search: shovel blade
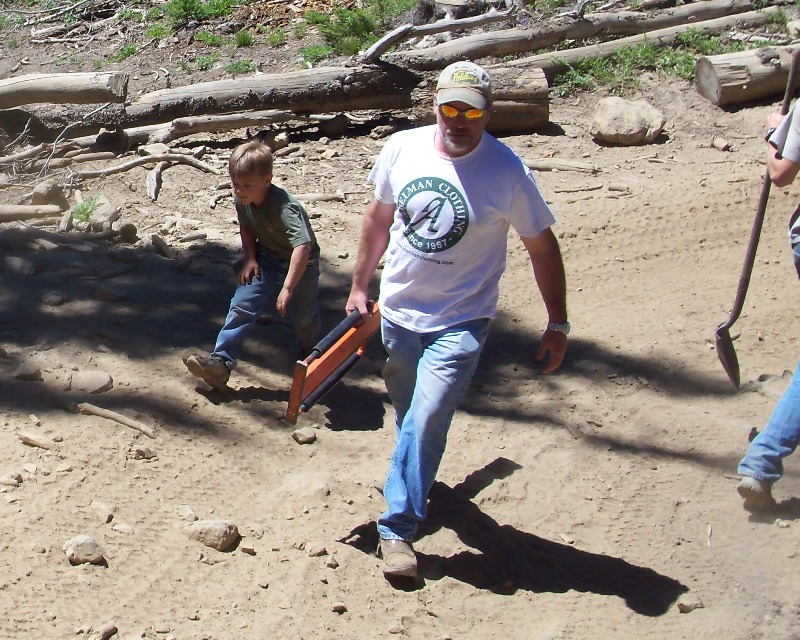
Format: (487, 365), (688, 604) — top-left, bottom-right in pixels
(715, 326), (740, 389)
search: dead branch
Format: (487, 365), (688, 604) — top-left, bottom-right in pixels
(68, 153), (221, 181)
(0, 204), (64, 221)
(524, 158), (600, 173)
(363, 6), (516, 62)
(0, 72), (128, 109)
(78, 402), (156, 439)
(146, 161), (169, 201)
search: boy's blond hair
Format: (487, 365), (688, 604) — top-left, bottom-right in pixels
(229, 141), (274, 178)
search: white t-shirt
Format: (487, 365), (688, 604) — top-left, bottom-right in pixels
(369, 125), (556, 332)
(769, 104), (800, 242)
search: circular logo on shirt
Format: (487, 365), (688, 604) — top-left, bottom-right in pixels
(397, 177), (469, 254)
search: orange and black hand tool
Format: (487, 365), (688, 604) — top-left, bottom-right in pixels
(285, 302), (381, 424)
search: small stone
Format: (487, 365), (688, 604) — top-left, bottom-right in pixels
(307, 544), (327, 557)
(23, 463), (37, 475)
(176, 505), (198, 522)
(91, 500), (114, 524)
(337, 251), (349, 259)
(111, 522), (135, 534)
(292, 426), (316, 445)
(18, 431), (58, 451)
(132, 446), (155, 460)
(41, 292), (68, 307)
(711, 136), (730, 151)
(63, 534), (105, 565)
(257, 578), (269, 589)
(31, 544), (46, 554)
(677, 597), (705, 614)
(12, 360), (42, 382)
(70, 370), (113, 394)
(331, 602), (347, 614)
(184, 520), (240, 551)
(325, 556), (339, 569)
(240, 545), (256, 556)
(388, 625), (405, 634)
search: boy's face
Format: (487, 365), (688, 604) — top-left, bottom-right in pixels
(231, 171), (272, 206)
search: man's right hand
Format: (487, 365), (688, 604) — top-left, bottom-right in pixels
(346, 290), (370, 317)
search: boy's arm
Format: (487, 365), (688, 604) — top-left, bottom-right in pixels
(238, 223), (260, 285)
(276, 242), (312, 317)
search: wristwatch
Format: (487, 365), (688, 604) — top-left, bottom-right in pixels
(765, 127), (777, 141)
(547, 321), (570, 335)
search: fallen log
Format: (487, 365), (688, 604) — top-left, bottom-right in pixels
(498, 6), (783, 80)
(125, 66), (421, 125)
(695, 44), (798, 105)
(0, 71), (128, 109)
(385, 0), (771, 69)
(0, 204), (64, 221)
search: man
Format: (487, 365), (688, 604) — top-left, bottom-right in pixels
(345, 61), (569, 579)
(737, 105), (800, 510)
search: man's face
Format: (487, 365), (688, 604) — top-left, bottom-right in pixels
(231, 171), (272, 206)
(434, 99), (489, 158)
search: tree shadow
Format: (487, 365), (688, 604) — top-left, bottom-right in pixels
(340, 458), (687, 614)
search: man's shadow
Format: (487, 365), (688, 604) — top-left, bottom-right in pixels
(341, 458), (687, 616)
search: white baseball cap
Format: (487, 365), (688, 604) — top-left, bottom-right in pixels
(435, 61), (492, 109)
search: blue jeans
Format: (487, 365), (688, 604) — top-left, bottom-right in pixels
(211, 248), (321, 366)
(738, 361), (800, 483)
(378, 316), (490, 542)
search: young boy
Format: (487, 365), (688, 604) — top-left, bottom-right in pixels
(184, 140), (321, 391)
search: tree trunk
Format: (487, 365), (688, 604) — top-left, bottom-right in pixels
(384, 0), (769, 69)
(0, 72), (128, 109)
(498, 7), (783, 80)
(125, 66), (421, 125)
(695, 45), (798, 106)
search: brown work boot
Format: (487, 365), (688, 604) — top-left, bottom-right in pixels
(184, 354), (231, 391)
(378, 538), (417, 579)
(737, 476), (776, 511)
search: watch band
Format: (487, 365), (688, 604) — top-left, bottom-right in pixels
(547, 321), (570, 335)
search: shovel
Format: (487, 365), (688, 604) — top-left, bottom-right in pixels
(715, 48), (800, 389)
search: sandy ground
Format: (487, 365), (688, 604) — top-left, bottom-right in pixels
(1, 65), (800, 639)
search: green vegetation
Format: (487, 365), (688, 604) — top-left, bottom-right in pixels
(163, 0), (236, 28)
(302, 0), (417, 62)
(267, 27), (287, 46)
(197, 53), (219, 69)
(292, 22), (307, 38)
(0, 15), (8, 29)
(225, 59), (253, 75)
(146, 22), (170, 39)
(551, 29), (746, 96)
(113, 43), (138, 61)
(72, 196), (100, 223)
(234, 29), (252, 47)
(92, 59), (103, 69)
(300, 44), (334, 66)
(195, 29), (223, 46)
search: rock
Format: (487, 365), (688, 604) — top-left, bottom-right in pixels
(240, 545), (256, 556)
(70, 370), (113, 394)
(112, 220), (139, 244)
(677, 597), (705, 613)
(331, 602), (347, 614)
(12, 360), (42, 381)
(320, 148), (340, 160)
(0, 473), (22, 487)
(91, 500), (114, 524)
(257, 577), (269, 589)
(111, 522), (135, 534)
(0, 347), (9, 359)
(3, 255), (37, 275)
(23, 463), (37, 475)
(95, 621), (118, 640)
(184, 520), (240, 551)
(29, 179), (69, 209)
(131, 446), (155, 460)
(41, 291), (69, 307)
(590, 97), (666, 145)
(325, 556), (339, 569)
(17, 431), (58, 450)
(788, 19), (800, 37)
(307, 544), (327, 557)
(63, 534), (106, 565)
(711, 136), (730, 151)
(292, 426), (317, 445)
(31, 544), (46, 554)
(94, 284), (127, 302)
(176, 505), (198, 522)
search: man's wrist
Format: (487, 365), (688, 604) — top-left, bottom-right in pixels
(547, 321), (570, 335)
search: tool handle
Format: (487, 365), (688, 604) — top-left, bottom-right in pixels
(720, 48), (800, 331)
(308, 304), (371, 359)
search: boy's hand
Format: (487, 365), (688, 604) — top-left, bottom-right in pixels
(238, 259), (260, 285)
(276, 286), (292, 317)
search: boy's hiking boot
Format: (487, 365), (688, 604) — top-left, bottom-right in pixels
(184, 354), (230, 391)
(737, 475), (776, 511)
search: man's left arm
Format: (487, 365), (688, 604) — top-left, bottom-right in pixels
(521, 228), (568, 373)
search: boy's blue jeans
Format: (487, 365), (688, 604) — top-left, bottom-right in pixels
(377, 316), (490, 542)
(211, 248), (321, 366)
(738, 361), (800, 483)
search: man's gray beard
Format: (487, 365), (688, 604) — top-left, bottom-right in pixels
(441, 132), (475, 156)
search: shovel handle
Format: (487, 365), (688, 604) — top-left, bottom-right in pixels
(718, 48), (800, 332)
